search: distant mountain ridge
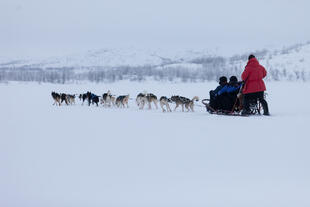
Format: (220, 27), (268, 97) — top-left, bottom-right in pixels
(0, 48), (212, 69)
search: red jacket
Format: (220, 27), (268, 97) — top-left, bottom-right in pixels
(241, 58), (267, 94)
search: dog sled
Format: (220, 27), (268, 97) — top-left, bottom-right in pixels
(201, 97), (263, 116)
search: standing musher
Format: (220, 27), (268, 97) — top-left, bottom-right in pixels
(241, 54), (270, 115)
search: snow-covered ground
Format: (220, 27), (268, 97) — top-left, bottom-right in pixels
(1, 81), (310, 207)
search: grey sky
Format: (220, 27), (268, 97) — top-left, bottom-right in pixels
(1, 0), (309, 58)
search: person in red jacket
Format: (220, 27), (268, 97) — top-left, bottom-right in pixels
(241, 54), (269, 115)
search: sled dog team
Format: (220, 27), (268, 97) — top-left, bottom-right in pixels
(51, 91), (199, 112)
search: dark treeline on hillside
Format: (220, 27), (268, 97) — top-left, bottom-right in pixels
(0, 63), (307, 84)
(0, 64), (232, 83)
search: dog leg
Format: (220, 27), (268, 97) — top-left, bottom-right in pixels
(136, 98), (140, 107)
(154, 100), (158, 109)
(174, 103), (179, 111)
(166, 103), (172, 112)
(160, 101), (165, 112)
(184, 104), (189, 112)
(142, 101), (145, 109)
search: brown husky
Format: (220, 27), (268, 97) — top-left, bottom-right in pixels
(116, 95), (129, 108)
(170, 95), (199, 112)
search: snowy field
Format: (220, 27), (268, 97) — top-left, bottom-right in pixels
(0, 81), (310, 207)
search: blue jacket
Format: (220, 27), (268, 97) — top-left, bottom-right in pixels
(91, 94), (98, 99)
(210, 85), (224, 96)
(217, 84), (241, 96)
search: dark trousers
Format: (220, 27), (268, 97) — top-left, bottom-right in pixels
(209, 91), (238, 111)
(243, 91), (269, 115)
(209, 90), (216, 109)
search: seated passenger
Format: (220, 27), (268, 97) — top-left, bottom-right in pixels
(209, 76), (227, 110)
(217, 76), (241, 96)
(213, 76), (242, 112)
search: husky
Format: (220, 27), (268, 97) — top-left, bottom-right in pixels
(146, 93), (158, 109)
(86, 91), (100, 106)
(60, 93), (69, 105)
(101, 90), (113, 107)
(67, 94), (76, 105)
(136, 93), (158, 109)
(136, 93), (146, 108)
(79, 93), (88, 105)
(171, 95), (199, 112)
(51, 92), (61, 106)
(116, 95), (129, 108)
(185, 96), (199, 112)
(159, 96), (172, 112)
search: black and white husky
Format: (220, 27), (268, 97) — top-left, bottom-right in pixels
(101, 90), (115, 107)
(159, 96), (172, 112)
(79, 93), (88, 105)
(51, 92), (61, 106)
(136, 93), (158, 109)
(60, 93), (69, 105)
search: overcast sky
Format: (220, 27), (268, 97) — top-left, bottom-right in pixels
(1, 0), (309, 58)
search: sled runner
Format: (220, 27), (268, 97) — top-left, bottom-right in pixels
(201, 98), (262, 116)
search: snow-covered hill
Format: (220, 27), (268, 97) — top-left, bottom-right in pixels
(0, 48), (212, 68)
(0, 42), (309, 81)
(261, 44), (310, 80)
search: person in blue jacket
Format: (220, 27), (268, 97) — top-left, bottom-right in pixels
(209, 76), (228, 110)
(217, 76), (241, 96)
(213, 76), (242, 111)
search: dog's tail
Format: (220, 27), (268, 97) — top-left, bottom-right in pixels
(192, 96), (199, 102)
